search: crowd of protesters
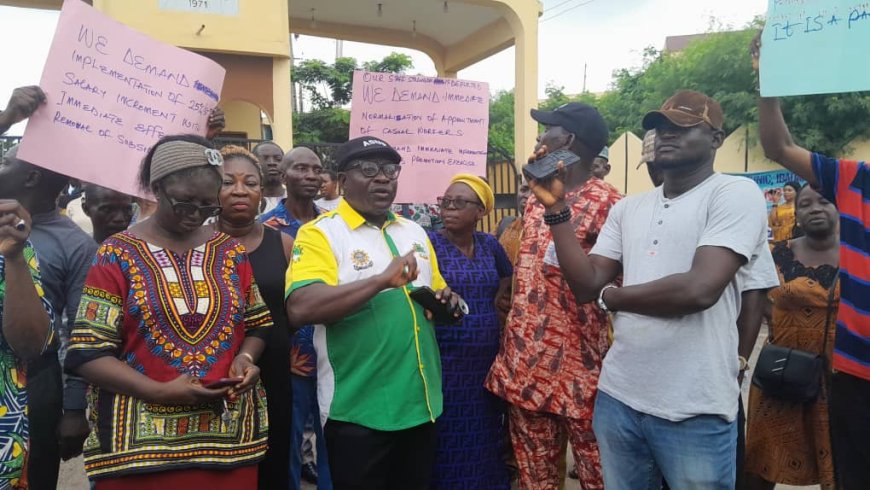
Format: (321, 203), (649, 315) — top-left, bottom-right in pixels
(0, 32), (865, 490)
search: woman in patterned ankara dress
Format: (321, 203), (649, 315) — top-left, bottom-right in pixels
(767, 181), (800, 242)
(65, 135), (273, 489)
(0, 199), (54, 490)
(428, 174), (513, 489)
(745, 185), (839, 490)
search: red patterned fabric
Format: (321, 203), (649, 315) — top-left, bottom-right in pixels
(486, 178), (621, 420)
(95, 465), (257, 489)
(66, 232), (272, 479)
(509, 405), (603, 490)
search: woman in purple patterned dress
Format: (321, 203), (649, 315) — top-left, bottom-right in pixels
(428, 174), (513, 489)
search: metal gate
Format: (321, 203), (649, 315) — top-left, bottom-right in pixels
(479, 146), (519, 234)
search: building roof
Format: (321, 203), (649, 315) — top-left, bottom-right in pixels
(664, 33), (709, 52)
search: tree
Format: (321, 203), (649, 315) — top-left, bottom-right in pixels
(293, 107), (351, 144)
(539, 84), (571, 111)
(292, 56), (363, 110)
(292, 52), (414, 143)
(363, 52), (414, 74)
(597, 28), (870, 155)
(488, 90), (515, 156)
(488, 26), (870, 156)
(486, 84), (575, 158)
(596, 31), (759, 137)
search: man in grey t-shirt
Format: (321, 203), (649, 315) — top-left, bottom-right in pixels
(526, 91), (775, 489)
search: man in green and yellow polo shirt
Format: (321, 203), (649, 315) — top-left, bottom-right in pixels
(285, 136), (461, 490)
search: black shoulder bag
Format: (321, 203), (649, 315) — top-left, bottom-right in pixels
(751, 275), (838, 403)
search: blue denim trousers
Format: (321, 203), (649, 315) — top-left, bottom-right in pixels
(592, 391), (736, 490)
(290, 374), (333, 490)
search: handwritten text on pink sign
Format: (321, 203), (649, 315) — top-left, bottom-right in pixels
(349, 71), (489, 204)
(19, 0), (226, 198)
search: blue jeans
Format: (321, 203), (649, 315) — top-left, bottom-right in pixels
(592, 391), (736, 490)
(290, 375), (332, 490)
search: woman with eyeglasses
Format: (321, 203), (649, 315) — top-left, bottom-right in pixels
(428, 174), (513, 489)
(213, 145), (295, 490)
(66, 134), (273, 489)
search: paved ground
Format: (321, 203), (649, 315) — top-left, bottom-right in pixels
(57, 329), (818, 489)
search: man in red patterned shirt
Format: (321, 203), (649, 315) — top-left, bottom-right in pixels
(486, 103), (621, 490)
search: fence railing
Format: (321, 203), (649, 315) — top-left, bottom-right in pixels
(0, 136), (22, 157)
(479, 159), (519, 234)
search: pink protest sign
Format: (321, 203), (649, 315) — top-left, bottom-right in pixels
(19, 0), (225, 198)
(349, 70), (489, 204)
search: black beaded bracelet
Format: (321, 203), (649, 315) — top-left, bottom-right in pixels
(543, 207), (571, 226)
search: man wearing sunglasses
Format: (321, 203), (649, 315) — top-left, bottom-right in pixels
(285, 136), (461, 490)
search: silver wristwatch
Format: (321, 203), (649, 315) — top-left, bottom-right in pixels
(597, 284), (618, 312)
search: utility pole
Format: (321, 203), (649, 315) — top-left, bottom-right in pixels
(336, 39), (344, 60)
(290, 34), (300, 113)
(582, 63), (588, 93)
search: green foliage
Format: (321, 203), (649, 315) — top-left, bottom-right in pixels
(363, 53), (414, 74)
(594, 30), (760, 139)
(487, 25), (870, 156)
(293, 59), (341, 109)
(597, 28), (870, 155)
(540, 84), (571, 111)
(779, 93), (870, 156)
(293, 52), (414, 143)
(293, 107), (351, 143)
(488, 90), (515, 156)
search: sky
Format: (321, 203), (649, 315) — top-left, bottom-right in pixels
(0, 0), (769, 135)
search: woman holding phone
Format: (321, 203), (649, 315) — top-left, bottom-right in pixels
(66, 135), (273, 489)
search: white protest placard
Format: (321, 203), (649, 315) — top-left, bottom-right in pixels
(349, 71), (490, 204)
(19, 0), (226, 198)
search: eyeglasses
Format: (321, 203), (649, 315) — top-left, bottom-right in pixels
(165, 196), (222, 218)
(346, 160), (402, 180)
(437, 196), (483, 210)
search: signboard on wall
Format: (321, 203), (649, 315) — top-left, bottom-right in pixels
(349, 70), (490, 204)
(158, 0), (239, 16)
(734, 169), (804, 211)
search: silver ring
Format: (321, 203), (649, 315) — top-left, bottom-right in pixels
(14, 218), (26, 231)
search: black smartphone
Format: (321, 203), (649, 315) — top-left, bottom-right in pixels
(203, 377), (243, 389)
(409, 286), (467, 325)
(522, 149), (582, 181)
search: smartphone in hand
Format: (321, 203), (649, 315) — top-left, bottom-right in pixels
(203, 377), (243, 389)
(522, 149), (581, 181)
(410, 286), (468, 325)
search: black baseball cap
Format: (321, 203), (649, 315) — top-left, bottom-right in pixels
(530, 102), (609, 154)
(335, 136), (402, 170)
